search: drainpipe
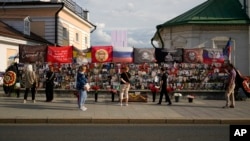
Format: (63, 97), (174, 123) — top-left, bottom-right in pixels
(55, 3), (64, 46)
(151, 25), (164, 48)
(90, 25), (97, 33)
(243, 0), (247, 14)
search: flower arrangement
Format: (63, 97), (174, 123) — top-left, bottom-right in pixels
(187, 94), (195, 99)
(91, 85), (100, 92)
(173, 93), (182, 102)
(148, 83), (160, 93)
(174, 93), (182, 97)
(91, 85), (100, 102)
(187, 94), (195, 103)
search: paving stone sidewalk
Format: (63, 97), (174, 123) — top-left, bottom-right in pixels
(0, 95), (250, 124)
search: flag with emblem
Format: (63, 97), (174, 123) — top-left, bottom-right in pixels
(183, 48), (203, 63)
(133, 48), (155, 63)
(203, 48), (224, 64)
(91, 46), (113, 63)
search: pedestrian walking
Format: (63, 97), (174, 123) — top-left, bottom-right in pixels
(76, 66), (88, 111)
(23, 64), (38, 103)
(157, 67), (172, 105)
(223, 63), (236, 108)
(45, 66), (55, 102)
(119, 66), (131, 106)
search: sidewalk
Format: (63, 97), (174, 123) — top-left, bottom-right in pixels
(0, 95), (250, 124)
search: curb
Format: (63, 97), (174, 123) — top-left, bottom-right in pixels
(1, 118), (250, 124)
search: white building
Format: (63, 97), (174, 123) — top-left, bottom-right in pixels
(151, 0), (250, 75)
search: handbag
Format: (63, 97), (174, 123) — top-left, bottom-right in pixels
(84, 83), (90, 91)
(15, 82), (21, 89)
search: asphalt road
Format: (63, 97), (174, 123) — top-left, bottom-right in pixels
(0, 124), (229, 141)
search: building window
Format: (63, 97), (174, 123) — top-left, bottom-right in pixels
(63, 27), (68, 39)
(75, 33), (79, 42)
(24, 18), (30, 35)
(213, 40), (230, 49)
(85, 36), (88, 45)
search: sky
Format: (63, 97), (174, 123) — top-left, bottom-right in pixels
(75, 0), (207, 48)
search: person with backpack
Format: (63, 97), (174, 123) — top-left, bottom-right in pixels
(157, 67), (172, 106)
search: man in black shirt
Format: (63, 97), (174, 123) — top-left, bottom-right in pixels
(45, 66), (55, 102)
(157, 67), (172, 105)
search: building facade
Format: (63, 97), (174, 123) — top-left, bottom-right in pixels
(0, 0), (95, 71)
(151, 0), (250, 75)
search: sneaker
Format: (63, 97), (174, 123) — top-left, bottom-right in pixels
(23, 100), (26, 104)
(125, 103), (128, 106)
(229, 105), (235, 108)
(119, 103), (122, 106)
(80, 106), (87, 111)
(33, 100), (36, 103)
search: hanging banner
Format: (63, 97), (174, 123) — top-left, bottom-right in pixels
(155, 48), (183, 63)
(112, 46), (133, 63)
(73, 47), (91, 65)
(133, 48), (156, 63)
(203, 48), (224, 64)
(47, 46), (73, 64)
(183, 48), (203, 63)
(19, 45), (47, 63)
(91, 46), (112, 63)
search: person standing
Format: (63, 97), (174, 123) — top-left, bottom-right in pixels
(223, 63), (236, 108)
(45, 66), (55, 102)
(157, 67), (172, 105)
(23, 64), (38, 103)
(13, 62), (21, 98)
(76, 66), (88, 111)
(119, 66), (131, 106)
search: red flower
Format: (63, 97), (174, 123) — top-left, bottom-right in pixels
(110, 89), (118, 94)
(149, 84), (159, 93)
(187, 94), (195, 99)
(91, 85), (100, 91)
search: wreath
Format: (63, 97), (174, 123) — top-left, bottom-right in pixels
(3, 71), (16, 86)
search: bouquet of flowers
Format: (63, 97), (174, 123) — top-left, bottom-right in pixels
(187, 94), (195, 99)
(148, 84), (159, 93)
(91, 85), (100, 93)
(187, 94), (195, 103)
(174, 93), (182, 97)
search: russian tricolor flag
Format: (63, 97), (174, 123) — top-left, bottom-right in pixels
(223, 38), (232, 59)
(112, 46), (133, 63)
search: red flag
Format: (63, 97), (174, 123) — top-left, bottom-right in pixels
(184, 48), (203, 63)
(47, 46), (73, 63)
(91, 46), (112, 63)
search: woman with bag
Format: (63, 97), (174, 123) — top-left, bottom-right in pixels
(23, 64), (38, 104)
(76, 66), (88, 111)
(119, 66), (131, 106)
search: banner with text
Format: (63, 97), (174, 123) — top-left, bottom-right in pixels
(47, 46), (73, 64)
(19, 45), (47, 63)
